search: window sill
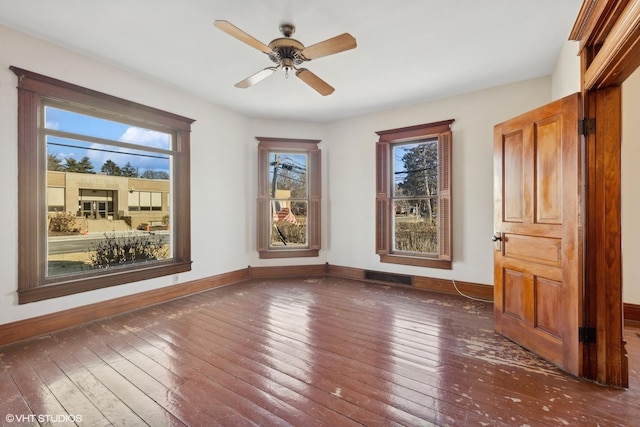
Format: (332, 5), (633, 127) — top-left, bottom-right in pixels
(259, 249), (319, 259)
(379, 254), (451, 270)
(19, 260), (192, 304)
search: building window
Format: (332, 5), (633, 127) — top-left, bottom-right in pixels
(375, 120), (453, 269)
(12, 67), (194, 303)
(256, 137), (321, 259)
(129, 191), (164, 212)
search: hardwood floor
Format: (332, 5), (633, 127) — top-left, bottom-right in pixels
(1, 277), (639, 426)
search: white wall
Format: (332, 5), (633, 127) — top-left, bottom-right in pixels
(622, 69), (640, 304)
(551, 41), (581, 100)
(0, 25), (250, 324)
(323, 78), (552, 285)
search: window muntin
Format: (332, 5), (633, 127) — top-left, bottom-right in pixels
(257, 137), (320, 259)
(12, 66), (193, 303)
(375, 120), (453, 269)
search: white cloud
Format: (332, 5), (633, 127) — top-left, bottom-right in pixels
(120, 127), (170, 150)
(45, 120), (60, 130)
(85, 126), (171, 174)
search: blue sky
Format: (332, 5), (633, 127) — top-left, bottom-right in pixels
(45, 106), (171, 175)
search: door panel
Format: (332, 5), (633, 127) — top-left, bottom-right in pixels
(503, 131), (524, 222)
(535, 118), (562, 224)
(503, 234), (561, 266)
(494, 92), (582, 376)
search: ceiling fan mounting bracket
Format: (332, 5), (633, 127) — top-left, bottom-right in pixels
(279, 23), (295, 37)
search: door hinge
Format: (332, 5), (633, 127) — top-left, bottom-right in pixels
(578, 118), (595, 136)
(579, 326), (596, 344)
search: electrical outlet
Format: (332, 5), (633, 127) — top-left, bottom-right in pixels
(173, 274), (179, 284)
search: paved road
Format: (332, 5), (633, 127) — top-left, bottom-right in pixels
(48, 231), (169, 255)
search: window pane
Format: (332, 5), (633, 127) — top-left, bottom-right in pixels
(45, 106), (171, 150)
(270, 200), (308, 247)
(46, 135), (172, 277)
(392, 140), (438, 198)
(268, 151), (308, 249)
(392, 198), (438, 254)
(269, 152), (307, 198)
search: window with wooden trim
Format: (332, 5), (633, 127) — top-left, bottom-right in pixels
(375, 120), (453, 269)
(11, 66), (194, 304)
(256, 137), (321, 259)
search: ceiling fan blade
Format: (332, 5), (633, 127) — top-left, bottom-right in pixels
(235, 67), (277, 88)
(300, 33), (357, 60)
(295, 68), (335, 96)
(214, 20), (273, 54)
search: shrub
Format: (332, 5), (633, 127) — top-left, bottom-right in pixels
(48, 211), (79, 233)
(88, 232), (168, 268)
(394, 221), (438, 253)
(271, 222), (306, 245)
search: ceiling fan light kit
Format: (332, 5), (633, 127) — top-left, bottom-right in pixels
(214, 20), (357, 95)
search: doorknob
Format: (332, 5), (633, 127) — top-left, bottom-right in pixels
(492, 233), (502, 251)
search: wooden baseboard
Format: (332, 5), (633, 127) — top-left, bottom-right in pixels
(327, 264), (494, 301)
(624, 303), (640, 323)
(414, 276), (494, 301)
(248, 264), (327, 279)
(0, 268), (249, 347)
(326, 264), (365, 281)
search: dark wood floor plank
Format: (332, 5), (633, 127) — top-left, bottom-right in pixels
(0, 370), (37, 426)
(1, 277), (640, 426)
(149, 322), (368, 426)
(244, 280), (640, 416)
(149, 286), (564, 426)
(1, 345), (78, 427)
(152, 300), (446, 427)
(168, 296), (487, 422)
(186, 306), (490, 426)
(109, 315), (324, 426)
(190, 280), (637, 425)
(182, 286), (576, 421)
(51, 330), (184, 426)
(51, 328), (186, 427)
(4, 337), (113, 426)
(81, 319), (286, 427)
(106, 312), (395, 426)
(121, 296), (444, 424)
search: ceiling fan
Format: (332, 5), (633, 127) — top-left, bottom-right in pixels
(214, 20), (357, 96)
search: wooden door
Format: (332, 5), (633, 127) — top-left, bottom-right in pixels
(493, 93), (582, 376)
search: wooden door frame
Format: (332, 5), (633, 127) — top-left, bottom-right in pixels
(570, 0), (640, 388)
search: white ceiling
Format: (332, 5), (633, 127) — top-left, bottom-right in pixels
(0, 0), (583, 122)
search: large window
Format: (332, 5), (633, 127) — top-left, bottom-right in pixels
(12, 67), (194, 303)
(256, 137), (321, 258)
(375, 120), (453, 269)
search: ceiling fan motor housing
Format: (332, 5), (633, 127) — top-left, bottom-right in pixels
(268, 38), (305, 68)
